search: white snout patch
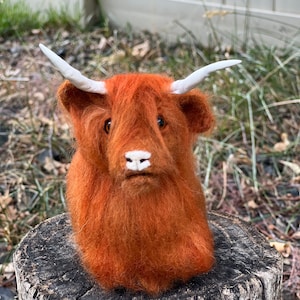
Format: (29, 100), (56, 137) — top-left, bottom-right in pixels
(125, 150), (151, 171)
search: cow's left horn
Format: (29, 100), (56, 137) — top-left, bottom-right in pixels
(39, 44), (107, 94)
(170, 59), (241, 94)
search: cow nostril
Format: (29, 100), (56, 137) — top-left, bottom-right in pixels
(125, 157), (147, 164)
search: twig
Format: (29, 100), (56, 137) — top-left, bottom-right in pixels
(0, 75), (29, 82)
(217, 161), (228, 209)
(264, 99), (300, 108)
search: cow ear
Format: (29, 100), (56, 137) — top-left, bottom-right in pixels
(57, 80), (93, 115)
(57, 80), (108, 119)
(178, 92), (215, 133)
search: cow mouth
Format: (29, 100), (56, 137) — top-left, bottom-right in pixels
(125, 172), (153, 180)
(122, 171), (159, 193)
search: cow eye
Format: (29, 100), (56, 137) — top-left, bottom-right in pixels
(104, 118), (111, 134)
(157, 115), (166, 129)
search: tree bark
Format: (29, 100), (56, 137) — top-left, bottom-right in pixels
(13, 212), (283, 299)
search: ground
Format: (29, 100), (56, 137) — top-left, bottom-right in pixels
(0, 27), (299, 299)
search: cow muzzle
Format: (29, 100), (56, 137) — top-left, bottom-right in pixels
(125, 150), (151, 171)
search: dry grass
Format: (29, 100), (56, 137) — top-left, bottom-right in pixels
(0, 27), (299, 298)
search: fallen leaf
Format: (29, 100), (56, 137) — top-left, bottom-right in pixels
(2, 262), (14, 275)
(98, 37), (107, 50)
(247, 199), (258, 209)
(31, 29), (41, 34)
(43, 156), (68, 175)
(0, 88), (7, 97)
(43, 156), (56, 173)
(0, 191), (12, 208)
(279, 160), (300, 175)
(33, 92), (45, 101)
(269, 241), (291, 257)
(291, 231), (300, 240)
(132, 40), (150, 58)
(273, 133), (290, 152)
(5, 205), (18, 222)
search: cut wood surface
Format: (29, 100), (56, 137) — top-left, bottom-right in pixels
(13, 212), (283, 299)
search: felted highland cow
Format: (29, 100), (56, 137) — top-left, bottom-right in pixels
(40, 44), (240, 295)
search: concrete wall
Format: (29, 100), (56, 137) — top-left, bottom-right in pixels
(100, 0), (300, 47)
(9, 0), (300, 47)
(216, 0), (300, 14)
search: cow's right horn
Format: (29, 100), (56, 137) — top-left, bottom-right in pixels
(39, 43), (107, 94)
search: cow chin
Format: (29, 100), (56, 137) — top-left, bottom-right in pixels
(121, 173), (161, 196)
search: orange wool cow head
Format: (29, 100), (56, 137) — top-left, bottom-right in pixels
(40, 44), (240, 295)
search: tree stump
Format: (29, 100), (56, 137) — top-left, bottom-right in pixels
(13, 212), (283, 299)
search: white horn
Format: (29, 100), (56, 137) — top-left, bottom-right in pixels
(39, 43), (107, 94)
(170, 59), (241, 94)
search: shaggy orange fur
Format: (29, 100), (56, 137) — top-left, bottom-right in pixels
(57, 73), (215, 295)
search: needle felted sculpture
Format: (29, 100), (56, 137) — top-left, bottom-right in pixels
(40, 44), (240, 295)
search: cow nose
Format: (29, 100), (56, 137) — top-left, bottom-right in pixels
(125, 150), (151, 171)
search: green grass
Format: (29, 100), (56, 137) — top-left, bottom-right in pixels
(0, 0), (41, 37)
(0, 0), (83, 37)
(42, 4), (82, 30)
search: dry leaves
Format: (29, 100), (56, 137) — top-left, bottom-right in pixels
(132, 40), (150, 58)
(247, 199), (259, 209)
(102, 50), (126, 65)
(273, 133), (290, 152)
(43, 156), (69, 175)
(291, 231), (300, 240)
(269, 240), (291, 257)
(280, 160), (300, 176)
